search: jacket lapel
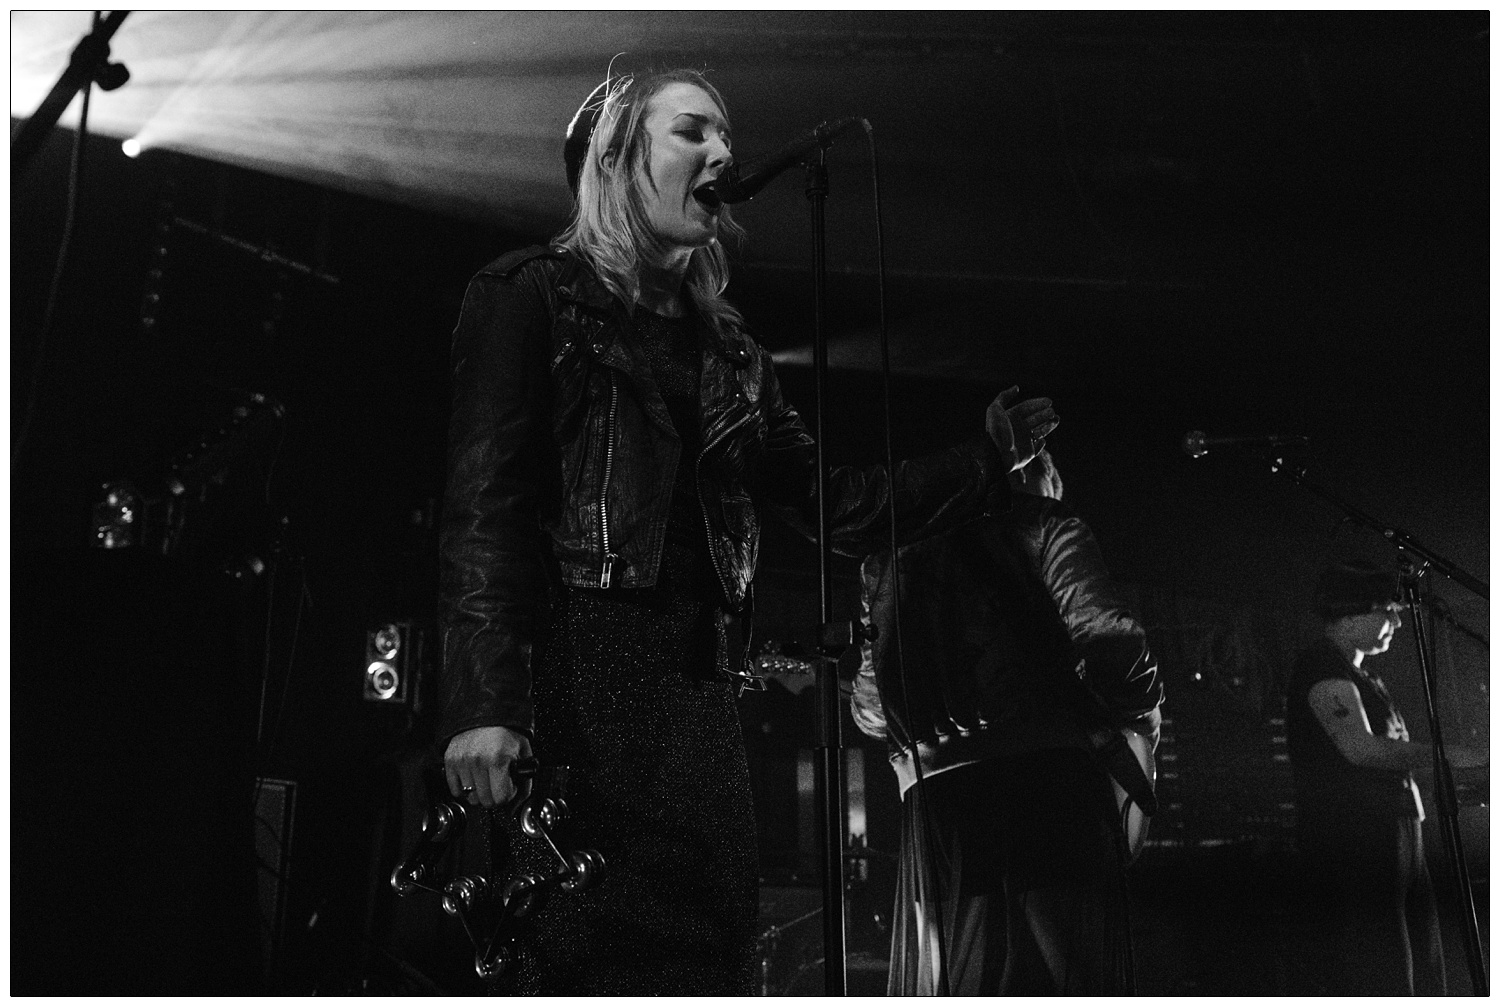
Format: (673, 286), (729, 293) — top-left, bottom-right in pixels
(700, 324), (756, 449)
(557, 261), (677, 439)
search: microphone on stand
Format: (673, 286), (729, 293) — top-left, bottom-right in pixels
(1182, 430), (1311, 458)
(693, 117), (865, 207)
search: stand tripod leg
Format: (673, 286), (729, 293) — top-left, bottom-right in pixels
(1401, 568), (1487, 995)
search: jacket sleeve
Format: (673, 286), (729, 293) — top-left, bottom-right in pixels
(749, 346), (1011, 556)
(1037, 500), (1164, 737)
(435, 266), (554, 749)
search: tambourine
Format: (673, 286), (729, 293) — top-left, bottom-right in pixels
(390, 759), (605, 979)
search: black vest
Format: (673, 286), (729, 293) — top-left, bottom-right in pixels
(1286, 637), (1420, 849)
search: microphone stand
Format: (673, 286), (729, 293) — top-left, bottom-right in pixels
(1266, 454), (1489, 995)
(805, 146), (849, 997)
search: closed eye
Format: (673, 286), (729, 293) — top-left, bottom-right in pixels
(673, 113), (729, 148)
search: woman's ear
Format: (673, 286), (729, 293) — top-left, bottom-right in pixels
(599, 148), (617, 174)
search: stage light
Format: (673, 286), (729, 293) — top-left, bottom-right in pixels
(92, 481), (142, 549)
(121, 137), (142, 157)
(9, 12), (595, 234)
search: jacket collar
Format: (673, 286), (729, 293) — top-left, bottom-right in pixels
(552, 247), (624, 318)
(553, 246), (756, 373)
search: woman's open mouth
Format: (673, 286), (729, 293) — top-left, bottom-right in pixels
(692, 179), (723, 210)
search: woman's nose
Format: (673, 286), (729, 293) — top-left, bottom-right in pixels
(707, 137), (732, 171)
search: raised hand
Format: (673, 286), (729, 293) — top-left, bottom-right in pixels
(986, 386), (1059, 472)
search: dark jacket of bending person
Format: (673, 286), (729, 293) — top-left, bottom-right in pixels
(854, 451), (1162, 788)
(853, 449), (1163, 995)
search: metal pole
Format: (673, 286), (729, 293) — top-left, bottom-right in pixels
(1400, 564), (1488, 995)
(12, 11), (130, 180)
(1260, 457), (1490, 992)
(806, 150), (846, 997)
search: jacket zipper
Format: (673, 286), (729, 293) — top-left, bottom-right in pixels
(696, 457), (730, 604)
(698, 400), (762, 688)
(598, 371), (620, 588)
(696, 403), (755, 605)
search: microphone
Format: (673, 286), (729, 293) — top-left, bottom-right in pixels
(693, 117), (865, 207)
(1182, 431), (1311, 458)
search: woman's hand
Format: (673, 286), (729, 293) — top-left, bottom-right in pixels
(986, 386), (1059, 472)
(445, 725), (534, 810)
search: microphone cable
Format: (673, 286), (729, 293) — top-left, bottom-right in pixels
(862, 120), (952, 998)
(12, 41), (95, 473)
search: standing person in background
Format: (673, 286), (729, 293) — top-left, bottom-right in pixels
(1286, 558), (1486, 995)
(852, 448), (1163, 995)
(436, 68), (1059, 995)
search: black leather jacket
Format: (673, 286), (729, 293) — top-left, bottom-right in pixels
(438, 246), (1012, 745)
(852, 493), (1163, 793)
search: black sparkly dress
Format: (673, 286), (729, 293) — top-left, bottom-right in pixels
(494, 309), (760, 996)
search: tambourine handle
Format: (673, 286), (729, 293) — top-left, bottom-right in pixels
(510, 756), (540, 781)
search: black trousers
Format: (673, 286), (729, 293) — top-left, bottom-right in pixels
(887, 749), (1134, 995)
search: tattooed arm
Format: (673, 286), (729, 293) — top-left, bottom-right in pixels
(1307, 678), (1486, 770)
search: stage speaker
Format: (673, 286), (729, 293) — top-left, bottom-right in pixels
(364, 621), (424, 708)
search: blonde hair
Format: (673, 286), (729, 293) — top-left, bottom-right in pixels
(554, 69), (746, 340)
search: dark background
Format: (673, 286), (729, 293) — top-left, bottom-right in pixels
(10, 11), (1488, 995)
